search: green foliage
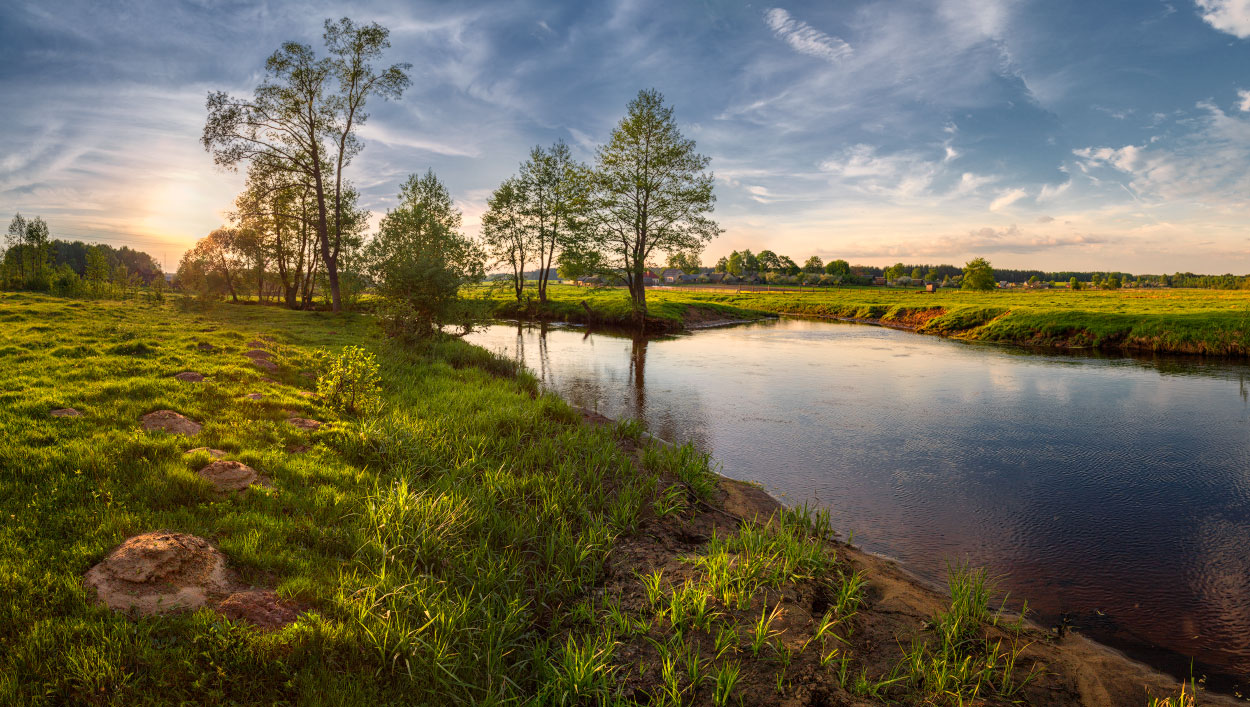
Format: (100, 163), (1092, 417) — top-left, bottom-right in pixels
(367, 170), (485, 338)
(317, 345), (383, 417)
(961, 257), (996, 291)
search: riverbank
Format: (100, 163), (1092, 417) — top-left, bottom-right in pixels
(0, 291), (1233, 704)
(477, 284), (1250, 356)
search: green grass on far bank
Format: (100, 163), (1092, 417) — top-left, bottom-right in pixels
(477, 282), (1250, 356)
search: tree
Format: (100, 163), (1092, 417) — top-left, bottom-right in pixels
(779, 256), (800, 276)
(85, 246), (111, 296)
(726, 251), (743, 276)
(926, 269), (939, 282)
(961, 257), (996, 291)
(557, 246), (607, 282)
(587, 89), (720, 324)
(756, 249), (781, 272)
(481, 177), (531, 302)
(1028, 275), (1039, 285)
(825, 259), (850, 276)
(910, 267), (923, 280)
(886, 262), (907, 281)
(203, 18), (410, 312)
(365, 170), (485, 337)
(1107, 275), (1121, 289)
(666, 250), (701, 274)
(5, 213), (27, 283)
(1070, 277), (1081, 291)
(519, 141), (589, 303)
(232, 161), (321, 308)
(804, 256), (824, 274)
(739, 249), (758, 274)
(714, 256), (728, 273)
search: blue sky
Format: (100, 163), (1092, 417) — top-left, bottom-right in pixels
(1, 0), (1249, 273)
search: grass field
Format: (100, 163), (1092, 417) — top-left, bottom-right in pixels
(0, 291), (1225, 705)
(477, 283), (1250, 355)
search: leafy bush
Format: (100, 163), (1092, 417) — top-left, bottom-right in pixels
(317, 345), (383, 417)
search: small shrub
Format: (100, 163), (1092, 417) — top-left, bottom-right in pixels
(317, 345), (383, 417)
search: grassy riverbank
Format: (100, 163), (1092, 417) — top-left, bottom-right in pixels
(0, 292), (1230, 705)
(478, 283), (1250, 355)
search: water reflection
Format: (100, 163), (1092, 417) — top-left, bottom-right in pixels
(467, 318), (1250, 687)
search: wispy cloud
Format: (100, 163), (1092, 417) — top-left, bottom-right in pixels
(989, 188), (1028, 211)
(764, 8), (852, 63)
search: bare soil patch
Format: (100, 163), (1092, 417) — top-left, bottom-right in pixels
(243, 349), (273, 361)
(50, 408), (81, 417)
(84, 532), (231, 615)
(288, 417), (321, 431)
(84, 532), (300, 630)
(185, 447), (226, 459)
(174, 371), (204, 382)
(141, 410), (201, 436)
(253, 359), (278, 372)
(217, 590), (300, 630)
(196, 460), (260, 492)
(243, 393), (264, 401)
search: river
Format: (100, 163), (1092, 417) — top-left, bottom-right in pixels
(466, 317), (1250, 686)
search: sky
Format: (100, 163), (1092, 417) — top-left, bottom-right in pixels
(1, 0), (1250, 274)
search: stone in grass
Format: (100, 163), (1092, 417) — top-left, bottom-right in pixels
(246, 339), (272, 349)
(84, 531), (231, 615)
(253, 359), (278, 372)
(141, 410), (202, 436)
(174, 371), (204, 382)
(243, 393), (264, 401)
(50, 408), (82, 417)
(217, 590), (300, 631)
(243, 349), (273, 361)
(288, 417), (321, 431)
(185, 447), (227, 459)
(196, 460), (259, 492)
(196, 342), (217, 352)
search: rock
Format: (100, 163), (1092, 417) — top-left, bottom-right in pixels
(217, 589), (300, 630)
(288, 417), (321, 431)
(243, 349), (273, 360)
(50, 408), (81, 417)
(253, 359), (278, 372)
(246, 339), (271, 349)
(84, 532), (231, 616)
(141, 410), (201, 436)
(196, 342), (217, 352)
(185, 447), (226, 459)
(243, 393), (264, 401)
(174, 371), (204, 382)
(196, 460), (259, 492)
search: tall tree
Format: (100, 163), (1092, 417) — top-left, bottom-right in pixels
(804, 255), (824, 273)
(961, 257), (996, 291)
(481, 178), (532, 302)
(756, 249), (781, 272)
(203, 17), (409, 312)
(6, 213), (27, 283)
(519, 141), (588, 303)
(588, 89), (719, 324)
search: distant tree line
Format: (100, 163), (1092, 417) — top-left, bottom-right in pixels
(1, 213), (166, 300)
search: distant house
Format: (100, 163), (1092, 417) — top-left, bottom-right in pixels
(678, 273), (698, 283)
(661, 268), (685, 283)
(707, 272), (726, 283)
(872, 276), (887, 286)
(722, 273), (742, 284)
(925, 283), (937, 293)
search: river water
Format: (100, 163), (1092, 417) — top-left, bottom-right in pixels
(466, 317), (1250, 685)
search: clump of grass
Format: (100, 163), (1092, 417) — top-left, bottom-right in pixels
(895, 562), (1044, 704)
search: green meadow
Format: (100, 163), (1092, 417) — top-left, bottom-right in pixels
(478, 283), (1250, 355)
(0, 292), (1217, 705)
